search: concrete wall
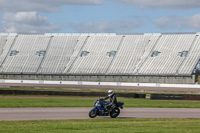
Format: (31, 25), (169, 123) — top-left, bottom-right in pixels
(151, 94), (200, 100)
(0, 74), (195, 84)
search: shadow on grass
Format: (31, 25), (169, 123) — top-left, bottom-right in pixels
(94, 116), (135, 119)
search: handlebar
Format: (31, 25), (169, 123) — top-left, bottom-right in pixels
(98, 96), (104, 101)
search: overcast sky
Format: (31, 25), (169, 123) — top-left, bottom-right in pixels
(0, 0), (200, 33)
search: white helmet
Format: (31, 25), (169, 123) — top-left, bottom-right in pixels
(108, 90), (114, 97)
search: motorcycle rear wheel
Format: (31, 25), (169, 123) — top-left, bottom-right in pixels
(89, 109), (97, 118)
(110, 108), (120, 118)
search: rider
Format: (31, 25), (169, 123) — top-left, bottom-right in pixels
(103, 90), (117, 112)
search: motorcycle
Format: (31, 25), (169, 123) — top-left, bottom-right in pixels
(89, 96), (124, 118)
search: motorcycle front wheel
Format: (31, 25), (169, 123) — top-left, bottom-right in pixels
(110, 108), (120, 118)
(89, 109), (97, 118)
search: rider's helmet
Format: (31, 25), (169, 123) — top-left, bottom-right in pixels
(108, 90), (114, 97)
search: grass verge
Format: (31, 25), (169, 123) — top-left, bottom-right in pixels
(0, 118), (200, 133)
(0, 96), (200, 108)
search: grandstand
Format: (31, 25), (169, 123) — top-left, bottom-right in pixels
(0, 33), (200, 84)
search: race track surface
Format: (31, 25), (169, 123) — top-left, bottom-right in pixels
(0, 107), (200, 121)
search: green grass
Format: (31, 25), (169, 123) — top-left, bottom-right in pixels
(0, 118), (200, 133)
(198, 75), (200, 84)
(0, 96), (200, 108)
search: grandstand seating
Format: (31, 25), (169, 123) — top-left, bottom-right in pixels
(0, 35), (16, 72)
(0, 33), (199, 77)
(2, 35), (51, 73)
(67, 35), (123, 74)
(108, 35), (152, 74)
(178, 35), (200, 75)
(38, 35), (79, 74)
(138, 34), (197, 75)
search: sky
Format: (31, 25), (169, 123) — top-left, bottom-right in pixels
(0, 0), (200, 33)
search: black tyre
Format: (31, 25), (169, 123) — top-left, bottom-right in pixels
(89, 109), (97, 118)
(110, 108), (120, 118)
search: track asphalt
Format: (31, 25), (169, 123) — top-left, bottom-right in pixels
(0, 107), (200, 121)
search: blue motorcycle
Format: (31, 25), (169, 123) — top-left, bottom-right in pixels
(89, 97), (124, 118)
